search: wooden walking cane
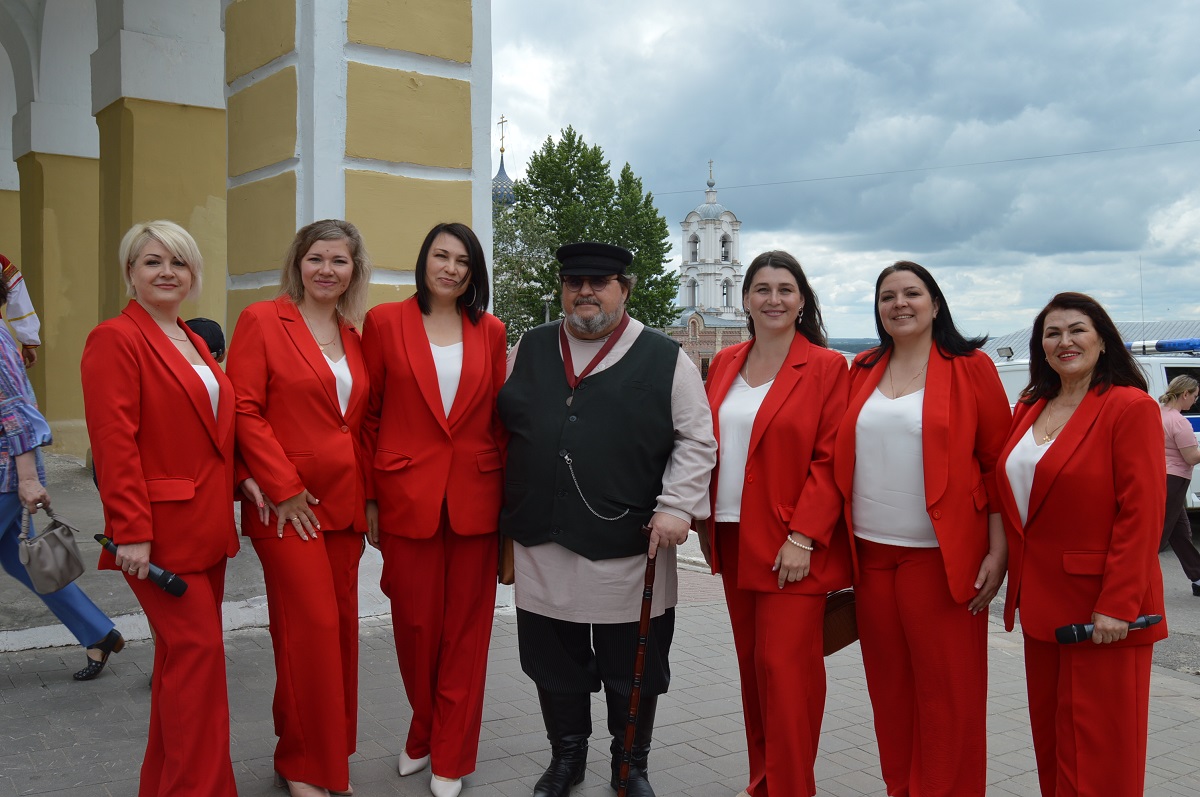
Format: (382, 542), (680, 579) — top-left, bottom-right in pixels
(616, 525), (658, 797)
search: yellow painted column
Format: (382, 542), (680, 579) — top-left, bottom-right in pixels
(224, 0), (493, 324)
(224, 0), (299, 322)
(95, 99), (227, 324)
(92, 0), (228, 328)
(0, 191), (19, 257)
(17, 153), (100, 455)
(346, 0), (485, 307)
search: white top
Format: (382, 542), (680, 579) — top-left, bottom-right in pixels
(852, 388), (938, 547)
(1005, 425), (1053, 526)
(2, 268), (41, 346)
(714, 373), (772, 522)
(192, 364), (220, 419)
(506, 318), (717, 623)
(430, 340), (463, 418)
(324, 353), (352, 416)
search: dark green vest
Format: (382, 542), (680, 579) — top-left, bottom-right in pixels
(498, 321), (679, 560)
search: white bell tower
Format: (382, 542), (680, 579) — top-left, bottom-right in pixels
(678, 161), (743, 319)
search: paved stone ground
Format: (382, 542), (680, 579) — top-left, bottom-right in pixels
(3, 456), (1200, 795)
(3, 567), (1200, 797)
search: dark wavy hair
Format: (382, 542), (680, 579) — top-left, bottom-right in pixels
(415, 222), (490, 324)
(742, 250), (827, 347)
(1019, 291), (1146, 403)
(860, 260), (986, 367)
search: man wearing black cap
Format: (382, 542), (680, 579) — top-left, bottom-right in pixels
(498, 242), (716, 797)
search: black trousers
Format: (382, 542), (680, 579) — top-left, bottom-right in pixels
(516, 608), (675, 696)
(1162, 474), (1200, 582)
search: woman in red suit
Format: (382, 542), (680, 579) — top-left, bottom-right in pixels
(833, 261), (1010, 797)
(82, 220), (239, 797)
(997, 292), (1166, 797)
(360, 222), (506, 797)
(226, 219), (372, 797)
(697, 251), (850, 797)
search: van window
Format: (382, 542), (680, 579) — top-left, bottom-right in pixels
(1165, 366), (1200, 423)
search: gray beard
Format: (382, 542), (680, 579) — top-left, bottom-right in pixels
(565, 305), (622, 336)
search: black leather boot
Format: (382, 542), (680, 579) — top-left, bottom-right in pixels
(606, 689), (658, 797)
(532, 688), (591, 797)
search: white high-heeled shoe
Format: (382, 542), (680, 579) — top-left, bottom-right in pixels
(398, 752), (431, 776)
(430, 774), (462, 797)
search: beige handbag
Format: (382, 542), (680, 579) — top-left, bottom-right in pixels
(18, 507), (85, 594)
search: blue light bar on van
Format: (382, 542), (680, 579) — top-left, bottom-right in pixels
(1124, 339), (1200, 354)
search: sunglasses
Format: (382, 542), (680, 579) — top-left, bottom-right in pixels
(561, 275), (617, 292)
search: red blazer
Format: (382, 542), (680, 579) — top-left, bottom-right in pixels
(998, 386), (1167, 645)
(705, 334), (852, 594)
(834, 345), (1011, 603)
(82, 300), (238, 573)
(226, 297), (370, 538)
(360, 297), (507, 538)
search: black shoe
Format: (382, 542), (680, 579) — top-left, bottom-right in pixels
(532, 688), (591, 797)
(1192, 582), (1200, 597)
(606, 689), (658, 797)
(73, 629), (124, 681)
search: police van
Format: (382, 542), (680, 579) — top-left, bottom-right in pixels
(993, 338), (1200, 514)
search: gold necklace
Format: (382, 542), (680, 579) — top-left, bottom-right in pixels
(161, 327), (187, 342)
(300, 309), (338, 351)
(1041, 399), (1071, 443)
(888, 359), (927, 398)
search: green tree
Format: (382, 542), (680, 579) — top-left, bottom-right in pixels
(491, 200), (556, 344)
(607, 164), (677, 328)
(492, 126), (679, 337)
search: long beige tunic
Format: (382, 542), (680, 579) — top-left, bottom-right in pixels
(505, 318), (716, 623)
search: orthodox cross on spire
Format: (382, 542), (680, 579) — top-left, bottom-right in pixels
(707, 159), (715, 188)
(497, 114), (508, 153)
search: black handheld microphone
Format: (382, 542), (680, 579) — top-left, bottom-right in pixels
(94, 534), (188, 597)
(1054, 614), (1162, 644)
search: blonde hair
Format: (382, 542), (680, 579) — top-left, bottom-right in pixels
(120, 220), (204, 299)
(1160, 374), (1199, 405)
(278, 219), (371, 326)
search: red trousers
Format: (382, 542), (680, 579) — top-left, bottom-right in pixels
(253, 530), (363, 792)
(380, 526), (497, 778)
(127, 560), (237, 797)
(1023, 635), (1152, 797)
(855, 539), (988, 797)
(716, 524), (826, 797)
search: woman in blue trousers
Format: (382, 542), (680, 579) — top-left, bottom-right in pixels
(0, 281), (123, 681)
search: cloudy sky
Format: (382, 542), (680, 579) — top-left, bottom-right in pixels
(490, 0), (1200, 338)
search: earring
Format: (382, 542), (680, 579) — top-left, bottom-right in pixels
(461, 283), (478, 306)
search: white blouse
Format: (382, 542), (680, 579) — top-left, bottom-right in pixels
(714, 373), (772, 522)
(324, 354), (352, 416)
(192, 365), (220, 419)
(430, 341), (463, 418)
(1005, 425), (1053, 526)
(852, 388), (939, 547)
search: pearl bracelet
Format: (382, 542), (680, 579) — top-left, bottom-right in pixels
(785, 534), (814, 551)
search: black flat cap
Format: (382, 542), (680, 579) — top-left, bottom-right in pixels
(555, 242), (633, 276)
